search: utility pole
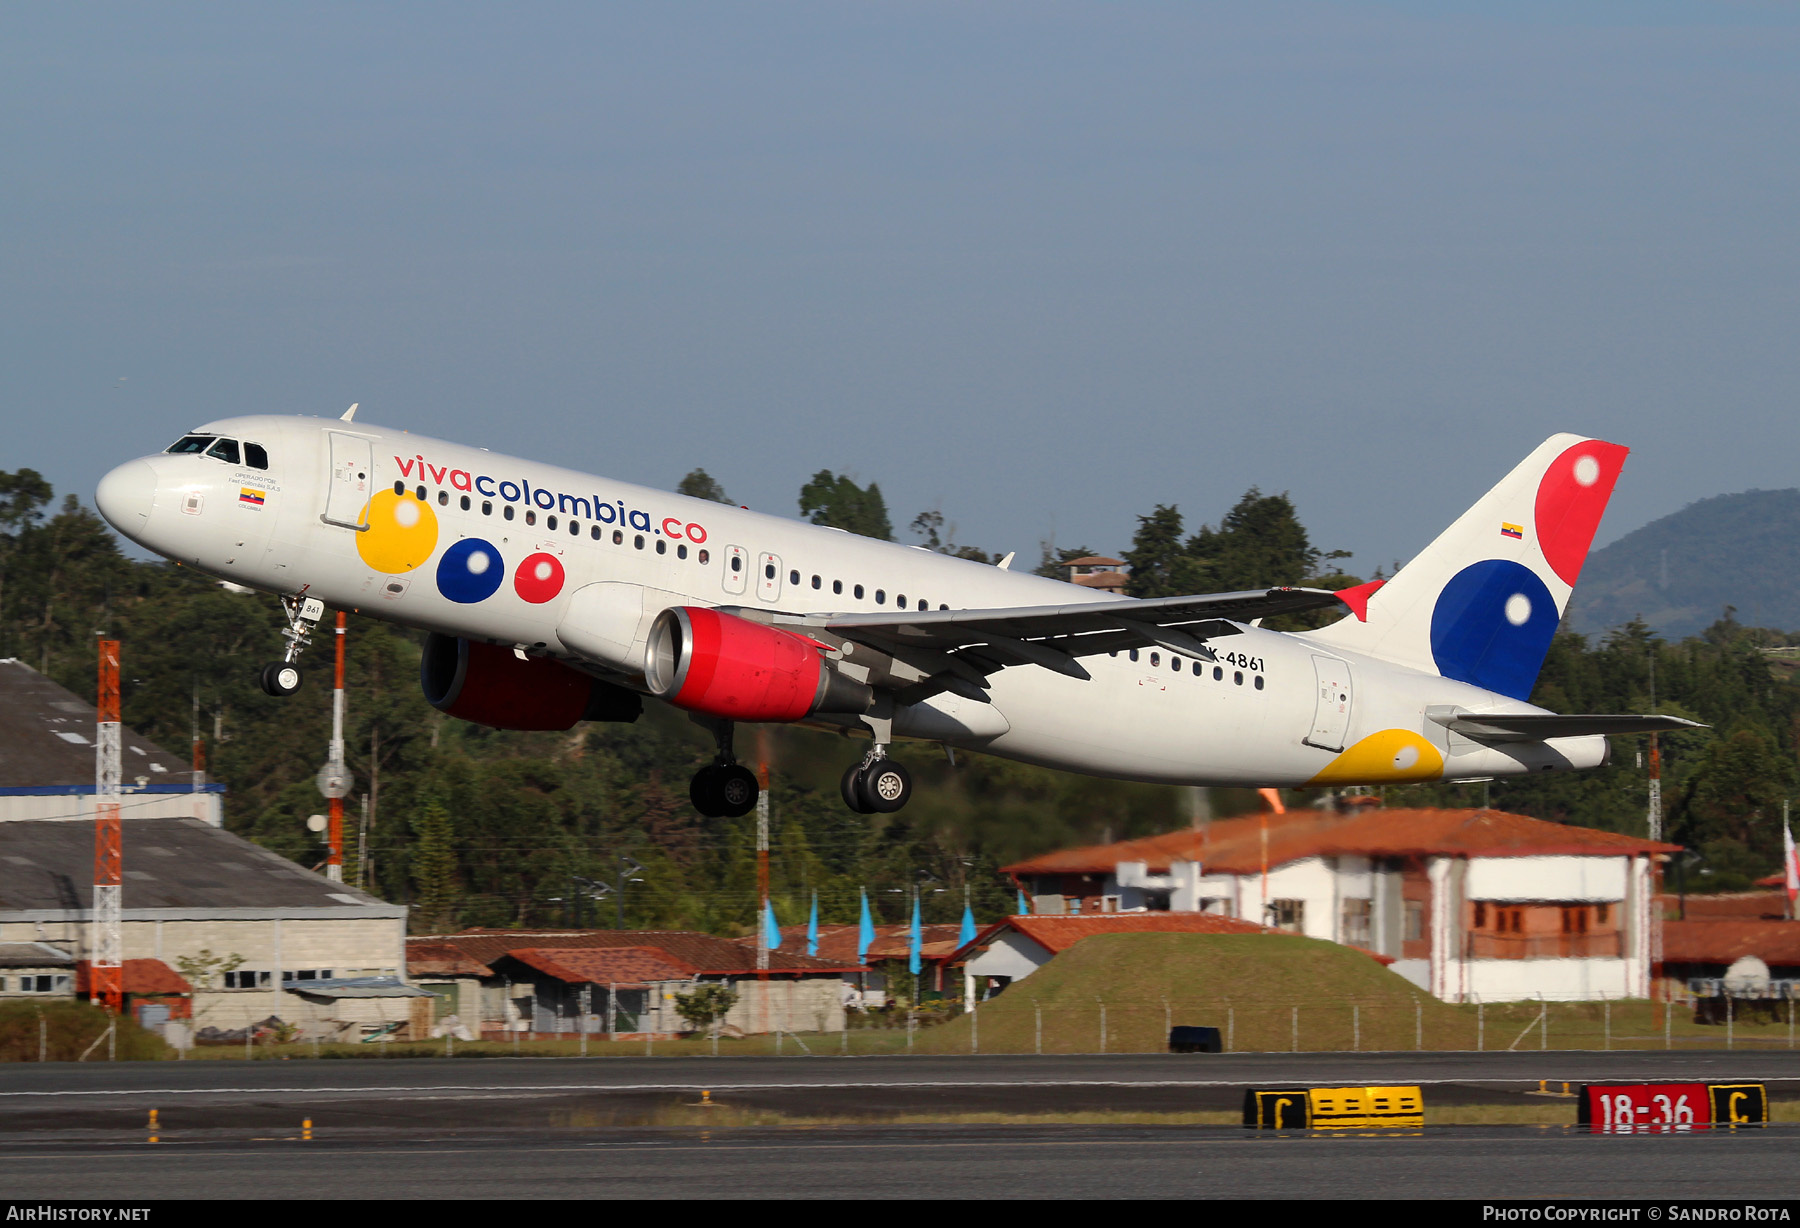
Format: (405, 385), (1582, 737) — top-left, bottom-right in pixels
(1647, 652), (1663, 842)
(317, 613), (350, 881)
(91, 640), (123, 1014)
(190, 679), (206, 822)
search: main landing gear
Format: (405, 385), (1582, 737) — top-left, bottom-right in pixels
(258, 594), (325, 697)
(688, 718), (760, 819)
(840, 709), (913, 814)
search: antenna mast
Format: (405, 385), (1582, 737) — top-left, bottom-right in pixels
(92, 640), (123, 1014)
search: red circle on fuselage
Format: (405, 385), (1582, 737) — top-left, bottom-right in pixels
(513, 552), (565, 604)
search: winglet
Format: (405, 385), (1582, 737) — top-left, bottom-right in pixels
(996, 552), (1014, 571)
(340, 403), (359, 422)
(1335, 579), (1385, 623)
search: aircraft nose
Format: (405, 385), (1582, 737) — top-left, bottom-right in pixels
(95, 460), (157, 539)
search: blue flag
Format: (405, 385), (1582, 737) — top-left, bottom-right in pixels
(806, 894), (819, 958)
(959, 902), (977, 948)
(857, 888), (876, 962)
(1018, 889), (1029, 916)
(908, 894), (922, 976)
(762, 899), (782, 951)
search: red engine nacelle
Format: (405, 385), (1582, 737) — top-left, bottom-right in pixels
(645, 607), (872, 722)
(421, 634), (641, 731)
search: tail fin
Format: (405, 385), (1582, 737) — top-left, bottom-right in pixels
(1307, 434), (1627, 700)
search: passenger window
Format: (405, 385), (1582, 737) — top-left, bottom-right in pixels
(166, 435), (215, 454)
(393, 480), (405, 495)
(1254, 675), (1265, 690)
(438, 491), (449, 506)
(525, 510), (537, 525)
(1171, 656), (1181, 671)
(547, 515), (558, 530)
(460, 495), (471, 511)
(656, 539), (666, 554)
(811, 575), (821, 590)
(789, 569), (800, 586)
(939, 604), (949, 611)
(613, 529), (623, 544)
(416, 485), (427, 501)
(1150, 652), (1160, 667)
(1130, 649), (1139, 662)
(1213, 666), (1223, 681)
(896, 594), (906, 608)
(244, 443), (269, 470)
(698, 549), (709, 564)
(591, 525), (601, 539)
(854, 585), (864, 599)
(1234, 671), (1244, 686)
(765, 563), (775, 579)
(570, 520), (580, 537)
(634, 535), (645, 550)
(206, 438), (241, 464)
(504, 505), (515, 521)
(833, 580), (843, 595)
(677, 544), (688, 559)
(731, 555), (743, 572)
(482, 501), (492, 515)
(917, 599), (927, 611)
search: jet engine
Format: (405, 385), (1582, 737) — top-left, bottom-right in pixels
(644, 607), (873, 722)
(420, 634), (641, 731)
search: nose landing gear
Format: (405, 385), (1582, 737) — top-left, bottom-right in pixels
(687, 718), (761, 819)
(258, 593), (325, 697)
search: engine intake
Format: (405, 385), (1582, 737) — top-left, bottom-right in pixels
(421, 634), (641, 731)
(645, 607), (872, 722)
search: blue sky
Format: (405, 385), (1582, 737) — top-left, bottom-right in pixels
(4, 2), (1796, 572)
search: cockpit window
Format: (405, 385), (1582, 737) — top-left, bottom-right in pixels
(205, 438), (241, 465)
(166, 435), (216, 454)
(243, 443), (269, 470)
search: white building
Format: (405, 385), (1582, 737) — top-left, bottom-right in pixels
(1004, 806), (1676, 1002)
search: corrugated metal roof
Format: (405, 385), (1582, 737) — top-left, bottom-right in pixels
(407, 930), (862, 977)
(0, 659), (199, 791)
(0, 942), (75, 968)
(0, 817), (392, 912)
(1005, 808), (1678, 877)
(284, 976), (432, 999)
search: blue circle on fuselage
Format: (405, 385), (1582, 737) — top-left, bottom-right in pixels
(1428, 559), (1558, 701)
(436, 537), (505, 604)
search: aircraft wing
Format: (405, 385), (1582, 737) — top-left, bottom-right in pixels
(773, 587), (1344, 700)
(1428, 710), (1706, 742)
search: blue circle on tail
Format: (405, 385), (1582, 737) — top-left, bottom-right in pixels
(435, 538), (505, 604)
(1429, 560), (1557, 700)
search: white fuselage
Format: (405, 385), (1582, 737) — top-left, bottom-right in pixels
(98, 415), (1606, 788)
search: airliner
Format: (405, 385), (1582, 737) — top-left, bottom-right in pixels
(95, 410), (1694, 818)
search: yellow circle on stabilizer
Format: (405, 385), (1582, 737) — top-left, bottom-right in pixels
(1307, 728), (1444, 786)
(356, 490), (439, 574)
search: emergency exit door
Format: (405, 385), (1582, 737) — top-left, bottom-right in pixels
(321, 432), (373, 529)
(1305, 655), (1353, 752)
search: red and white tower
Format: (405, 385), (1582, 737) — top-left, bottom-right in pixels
(92, 639), (123, 1013)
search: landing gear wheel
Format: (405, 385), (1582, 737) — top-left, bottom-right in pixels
(715, 764), (759, 818)
(259, 662), (303, 697)
(689, 766), (726, 818)
(858, 759), (912, 814)
(841, 763), (873, 814)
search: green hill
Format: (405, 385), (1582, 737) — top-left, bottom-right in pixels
(918, 932), (1474, 1054)
(1570, 489), (1800, 639)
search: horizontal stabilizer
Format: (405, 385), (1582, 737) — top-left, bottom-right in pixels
(1427, 708), (1705, 742)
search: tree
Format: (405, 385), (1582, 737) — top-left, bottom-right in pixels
(677, 469), (732, 504)
(1035, 543), (1098, 580)
(910, 510), (993, 564)
(799, 471), (892, 540)
(672, 982), (739, 1034)
(1122, 506), (1192, 598)
(411, 799), (459, 933)
(1187, 488), (1320, 591)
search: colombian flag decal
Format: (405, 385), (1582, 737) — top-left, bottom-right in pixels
(239, 487), (266, 508)
(1500, 522), (1523, 539)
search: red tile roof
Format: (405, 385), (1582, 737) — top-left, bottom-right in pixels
(406, 929), (861, 977)
(1005, 808), (1678, 878)
(955, 911), (1265, 962)
(775, 923), (964, 965)
(1658, 892), (1788, 920)
(1662, 920), (1800, 967)
(406, 940), (496, 978)
(503, 947), (697, 986)
(75, 959), (191, 996)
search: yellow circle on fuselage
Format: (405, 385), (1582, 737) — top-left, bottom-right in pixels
(1307, 728), (1445, 786)
(356, 489), (439, 574)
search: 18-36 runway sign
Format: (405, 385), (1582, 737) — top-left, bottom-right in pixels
(1577, 1082), (1766, 1130)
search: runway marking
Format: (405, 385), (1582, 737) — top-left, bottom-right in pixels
(3, 1073), (1798, 1100)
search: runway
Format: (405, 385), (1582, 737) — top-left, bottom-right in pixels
(3, 1053), (1795, 1199)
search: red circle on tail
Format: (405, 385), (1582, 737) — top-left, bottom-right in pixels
(1533, 440), (1628, 586)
